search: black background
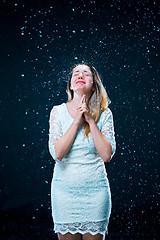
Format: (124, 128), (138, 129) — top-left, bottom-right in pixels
(0, 0), (159, 239)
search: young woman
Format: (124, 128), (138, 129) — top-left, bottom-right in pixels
(48, 63), (116, 240)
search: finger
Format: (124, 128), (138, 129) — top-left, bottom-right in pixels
(83, 108), (89, 113)
(77, 106), (84, 112)
(82, 103), (89, 111)
(83, 95), (86, 103)
(78, 101), (86, 109)
(78, 106), (89, 113)
(77, 105), (83, 110)
(77, 101), (83, 108)
(81, 95), (85, 103)
(80, 95), (84, 102)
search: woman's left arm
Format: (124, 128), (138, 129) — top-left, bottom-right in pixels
(84, 109), (116, 162)
(89, 119), (113, 162)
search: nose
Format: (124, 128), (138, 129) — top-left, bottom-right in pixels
(78, 72), (83, 78)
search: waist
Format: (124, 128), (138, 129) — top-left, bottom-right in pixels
(53, 160), (107, 184)
(52, 175), (109, 189)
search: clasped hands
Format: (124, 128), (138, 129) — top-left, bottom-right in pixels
(76, 95), (94, 125)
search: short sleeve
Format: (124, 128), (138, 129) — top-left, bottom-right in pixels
(101, 108), (116, 159)
(48, 106), (63, 161)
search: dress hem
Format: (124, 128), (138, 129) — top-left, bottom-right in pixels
(54, 230), (108, 236)
(53, 219), (109, 236)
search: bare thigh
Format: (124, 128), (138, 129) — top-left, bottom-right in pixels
(58, 232), (82, 240)
(82, 233), (105, 240)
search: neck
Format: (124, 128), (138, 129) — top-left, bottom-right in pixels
(71, 92), (90, 107)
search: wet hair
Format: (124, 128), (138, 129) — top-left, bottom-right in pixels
(67, 62), (111, 138)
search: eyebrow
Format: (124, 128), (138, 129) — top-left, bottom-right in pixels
(74, 70), (91, 73)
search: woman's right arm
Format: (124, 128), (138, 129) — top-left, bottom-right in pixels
(54, 120), (80, 161)
(49, 105), (83, 161)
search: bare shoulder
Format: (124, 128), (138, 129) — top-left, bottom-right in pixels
(65, 100), (72, 108)
(65, 100), (76, 119)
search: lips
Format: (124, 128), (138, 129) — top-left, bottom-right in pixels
(76, 80), (85, 84)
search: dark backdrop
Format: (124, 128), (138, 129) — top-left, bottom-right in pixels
(0, 0), (159, 239)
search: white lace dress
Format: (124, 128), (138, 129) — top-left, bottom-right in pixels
(48, 103), (116, 236)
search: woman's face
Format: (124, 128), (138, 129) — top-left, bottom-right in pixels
(70, 64), (94, 94)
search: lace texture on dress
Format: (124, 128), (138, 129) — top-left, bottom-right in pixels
(101, 109), (116, 159)
(49, 105), (116, 161)
(48, 106), (63, 161)
(54, 220), (109, 235)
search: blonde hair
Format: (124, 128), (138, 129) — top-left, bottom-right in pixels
(67, 63), (111, 138)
